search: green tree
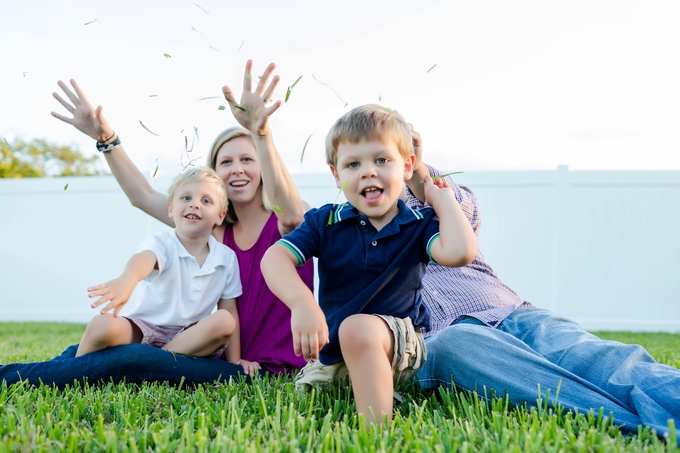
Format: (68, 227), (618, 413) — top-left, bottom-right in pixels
(0, 137), (108, 178)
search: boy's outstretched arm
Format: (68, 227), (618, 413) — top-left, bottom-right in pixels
(261, 243), (329, 360)
(424, 177), (477, 267)
(88, 251), (157, 317)
(220, 298), (261, 375)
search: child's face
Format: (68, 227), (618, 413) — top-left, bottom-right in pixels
(168, 181), (226, 240)
(330, 139), (414, 226)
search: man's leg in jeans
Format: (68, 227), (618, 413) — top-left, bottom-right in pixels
(1, 343), (254, 388)
(417, 317), (657, 435)
(499, 308), (680, 437)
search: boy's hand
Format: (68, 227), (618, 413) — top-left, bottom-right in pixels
(423, 175), (457, 210)
(231, 359), (261, 376)
(51, 79), (115, 142)
(290, 304), (329, 360)
(222, 60), (282, 137)
(87, 275), (138, 317)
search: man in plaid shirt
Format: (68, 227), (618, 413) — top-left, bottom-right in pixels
(407, 148), (680, 441)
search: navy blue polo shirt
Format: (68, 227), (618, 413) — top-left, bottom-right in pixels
(278, 199), (438, 365)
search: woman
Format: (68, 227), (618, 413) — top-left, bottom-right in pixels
(0, 61), (312, 386)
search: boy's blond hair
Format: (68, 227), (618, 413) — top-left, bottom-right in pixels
(167, 167), (227, 213)
(205, 126), (271, 224)
(325, 104), (413, 166)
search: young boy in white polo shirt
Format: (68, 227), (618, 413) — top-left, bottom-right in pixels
(76, 167), (253, 370)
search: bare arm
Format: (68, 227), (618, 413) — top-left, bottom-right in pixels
(88, 250), (158, 317)
(424, 178), (478, 267)
(223, 60), (306, 234)
(260, 243), (328, 360)
(51, 79), (171, 226)
(219, 298), (261, 375)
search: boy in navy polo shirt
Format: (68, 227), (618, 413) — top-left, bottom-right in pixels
(261, 105), (477, 424)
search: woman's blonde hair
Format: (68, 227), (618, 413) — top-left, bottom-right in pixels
(206, 126), (271, 224)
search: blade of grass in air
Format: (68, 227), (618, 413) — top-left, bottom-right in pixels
(84, 19), (99, 25)
(209, 45), (219, 52)
(335, 179), (349, 203)
(420, 171), (463, 183)
(152, 166), (159, 178)
(191, 26), (202, 34)
(225, 98), (246, 111)
(426, 63), (437, 73)
(2, 138), (9, 148)
(218, 105), (226, 110)
(300, 132), (314, 163)
(139, 120), (161, 136)
(194, 3), (209, 14)
(312, 75), (348, 107)
(237, 40), (244, 51)
(270, 205), (283, 215)
(199, 96), (219, 101)
(149, 94), (158, 97)
(163, 53), (171, 59)
(63, 183), (69, 190)
(285, 75), (303, 103)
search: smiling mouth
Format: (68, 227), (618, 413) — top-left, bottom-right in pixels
(362, 187), (383, 201)
(185, 214), (201, 220)
(230, 181), (248, 187)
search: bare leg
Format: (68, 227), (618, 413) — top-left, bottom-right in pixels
(76, 314), (141, 356)
(163, 310), (235, 357)
(339, 314), (395, 425)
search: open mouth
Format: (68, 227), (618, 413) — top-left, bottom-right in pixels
(362, 187), (383, 201)
(185, 213), (201, 220)
(230, 181), (249, 188)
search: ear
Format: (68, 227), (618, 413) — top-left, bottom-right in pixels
(167, 203), (173, 219)
(330, 165), (342, 188)
(216, 209), (226, 226)
(403, 153), (416, 180)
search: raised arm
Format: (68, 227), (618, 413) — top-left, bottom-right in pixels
(51, 80), (171, 226)
(423, 177), (477, 267)
(222, 60), (306, 235)
(261, 243), (328, 360)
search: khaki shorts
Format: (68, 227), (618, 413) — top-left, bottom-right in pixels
(294, 315), (426, 389)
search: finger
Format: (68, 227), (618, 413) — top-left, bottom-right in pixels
(242, 59), (253, 93)
(264, 100), (283, 117)
(222, 86), (238, 108)
(57, 80), (79, 105)
(50, 111), (74, 124)
(256, 62), (276, 97)
(261, 75), (280, 102)
(300, 334), (311, 360)
(293, 333), (302, 357)
(307, 334), (319, 360)
(52, 92), (75, 113)
(70, 79), (90, 105)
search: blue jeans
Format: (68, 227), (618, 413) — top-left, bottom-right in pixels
(0, 343), (265, 388)
(417, 308), (680, 441)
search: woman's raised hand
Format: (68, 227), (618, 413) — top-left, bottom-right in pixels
(51, 79), (114, 142)
(222, 60), (282, 136)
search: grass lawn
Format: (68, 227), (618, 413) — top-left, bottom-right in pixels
(1, 322), (678, 452)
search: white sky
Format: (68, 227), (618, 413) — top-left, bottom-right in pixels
(1, 0), (679, 177)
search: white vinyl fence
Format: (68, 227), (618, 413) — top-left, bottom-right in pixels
(1, 166), (679, 331)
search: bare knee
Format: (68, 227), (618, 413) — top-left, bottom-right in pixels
(85, 314), (123, 342)
(339, 314), (385, 356)
(203, 310), (236, 341)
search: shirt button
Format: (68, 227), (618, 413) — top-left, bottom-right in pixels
(360, 220), (366, 226)
(371, 241), (377, 246)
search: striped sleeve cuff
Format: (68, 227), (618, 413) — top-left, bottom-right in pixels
(278, 239), (308, 266)
(426, 233), (441, 264)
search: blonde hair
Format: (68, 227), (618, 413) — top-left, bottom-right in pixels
(205, 126), (271, 224)
(167, 167), (227, 213)
(325, 104), (413, 166)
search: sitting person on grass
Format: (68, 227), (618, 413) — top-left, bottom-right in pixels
(405, 127), (680, 443)
(260, 105), (477, 424)
(76, 167), (254, 371)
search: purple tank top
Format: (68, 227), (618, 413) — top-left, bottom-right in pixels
(223, 212), (313, 374)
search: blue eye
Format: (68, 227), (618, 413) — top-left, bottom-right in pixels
(201, 198), (211, 205)
(182, 195), (191, 201)
(348, 162), (359, 168)
(376, 158), (387, 164)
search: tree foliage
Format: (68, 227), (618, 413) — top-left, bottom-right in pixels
(0, 137), (108, 178)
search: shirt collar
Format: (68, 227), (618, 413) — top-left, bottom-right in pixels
(330, 199), (425, 227)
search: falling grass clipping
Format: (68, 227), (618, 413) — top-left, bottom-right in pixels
(285, 75), (303, 102)
(139, 120), (161, 137)
(300, 132), (314, 163)
(420, 171), (464, 183)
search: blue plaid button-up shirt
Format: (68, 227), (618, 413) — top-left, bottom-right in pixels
(406, 166), (534, 337)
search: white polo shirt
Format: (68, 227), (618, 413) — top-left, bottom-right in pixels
(121, 231), (242, 327)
